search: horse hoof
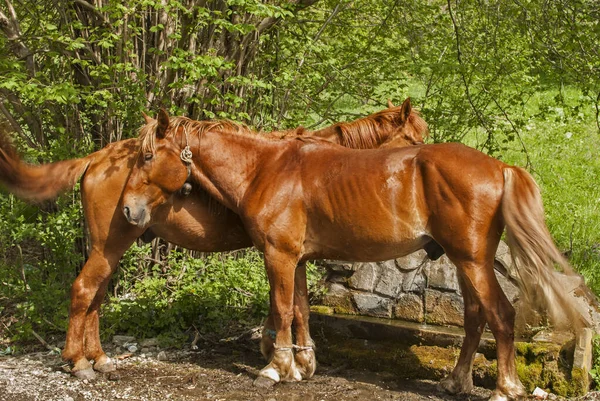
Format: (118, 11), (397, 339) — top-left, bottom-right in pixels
(438, 375), (472, 395)
(94, 360), (116, 373)
(295, 350), (316, 380)
(73, 367), (96, 380)
(253, 376), (277, 388)
(488, 391), (509, 401)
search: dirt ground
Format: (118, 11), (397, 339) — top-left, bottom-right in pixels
(0, 337), (599, 401)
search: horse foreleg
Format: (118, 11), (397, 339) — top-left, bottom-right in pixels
(291, 261), (316, 379)
(261, 261), (316, 380)
(62, 252), (103, 379)
(453, 259), (526, 401)
(62, 250), (115, 379)
(439, 274), (486, 394)
(83, 277), (115, 373)
(254, 247), (301, 387)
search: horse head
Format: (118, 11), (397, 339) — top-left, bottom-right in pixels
(122, 109), (190, 227)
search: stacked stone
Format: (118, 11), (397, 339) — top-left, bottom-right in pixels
(320, 242), (519, 328)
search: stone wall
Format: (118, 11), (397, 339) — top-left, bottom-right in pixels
(317, 241), (599, 334)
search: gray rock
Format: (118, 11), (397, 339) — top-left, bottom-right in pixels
(324, 260), (354, 272)
(394, 293), (424, 322)
(127, 344), (138, 353)
(112, 335), (136, 346)
(394, 250), (429, 272)
(496, 270), (519, 303)
(353, 293), (393, 318)
(425, 256), (459, 292)
(402, 266), (426, 293)
(348, 263), (379, 291)
(424, 289), (464, 326)
(140, 338), (159, 347)
(374, 261), (403, 297)
(157, 351), (168, 361)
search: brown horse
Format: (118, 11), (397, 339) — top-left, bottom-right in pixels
(122, 108), (588, 401)
(0, 99), (426, 380)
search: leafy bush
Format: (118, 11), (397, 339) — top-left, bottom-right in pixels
(102, 247), (272, 342)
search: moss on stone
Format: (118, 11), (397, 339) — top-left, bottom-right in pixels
(515, 356), (543, 392)
(310, 305), (334, 315)
(569, 367), (590, 397)
(311, 321), (588, 397)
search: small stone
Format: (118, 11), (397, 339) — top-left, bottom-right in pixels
(127, 345), (138, 353)
(157, 351), (168, 361)
(107, 372), (121, 381)
(64, 397), (75, 401)
(140, 338), (159, 347)
(113, 335), (136, 346)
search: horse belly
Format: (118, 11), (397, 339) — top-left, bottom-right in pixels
(304, 214), (429, 262)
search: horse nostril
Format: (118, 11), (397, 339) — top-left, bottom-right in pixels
(123, 206), (131, 220)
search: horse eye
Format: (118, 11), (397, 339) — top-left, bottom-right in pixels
(144, 153), (153, 161)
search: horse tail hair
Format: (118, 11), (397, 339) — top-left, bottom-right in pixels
(501, 166), (591, 331)
(0, 130), (92, 202)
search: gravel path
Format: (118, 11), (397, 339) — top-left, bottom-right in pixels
(0, 340), (598, 401)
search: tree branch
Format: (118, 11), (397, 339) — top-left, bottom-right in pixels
(446, 0), (494, 146)
(0, 4), (35, 74)
(72, 0), (109, 26)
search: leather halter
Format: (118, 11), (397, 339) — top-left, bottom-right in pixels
(179, 132), (193, 196)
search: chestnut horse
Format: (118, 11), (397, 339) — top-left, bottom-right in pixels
(0, 99), (426, 380)
(122, 108), (588, 401)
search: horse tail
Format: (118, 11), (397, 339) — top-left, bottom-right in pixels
(0, 131), (92, 202)
(501, 166), (591, 331)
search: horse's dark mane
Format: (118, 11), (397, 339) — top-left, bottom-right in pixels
(313, 107), (429, 149)
(138, 106), (429, 155)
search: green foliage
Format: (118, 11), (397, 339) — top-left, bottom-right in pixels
(102, 247), (271, 340)
(499, 88), (600, 292)
(0, 193), (83, 342)
(591, 335), (600, 388)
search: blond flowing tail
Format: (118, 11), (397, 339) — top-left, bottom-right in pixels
(502, 166), (591, 331)
(0, 130), (92, 202)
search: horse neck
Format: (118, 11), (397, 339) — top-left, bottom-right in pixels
(309, 118), (393, 150)
(192, 130), (272, 213)
(309, 125), (341, 144)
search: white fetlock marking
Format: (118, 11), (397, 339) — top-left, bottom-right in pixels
(290, 360), (302, 382)
(260, 367), (280, 383)
(292, 344), (313, 352)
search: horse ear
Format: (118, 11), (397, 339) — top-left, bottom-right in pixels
(387, 99), (395, 108)
(157, 108), (170, 139)
(400, 97), (412, 121)
(142, 112), (154, 124)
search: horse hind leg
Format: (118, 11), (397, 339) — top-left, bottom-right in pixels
(439, 274), (485, 394)
(450, 257), (526, 401)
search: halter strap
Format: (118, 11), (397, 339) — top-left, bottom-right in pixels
(179, 127), (193, 195)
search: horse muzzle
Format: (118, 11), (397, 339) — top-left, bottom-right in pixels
(123, 204), (149, 227)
